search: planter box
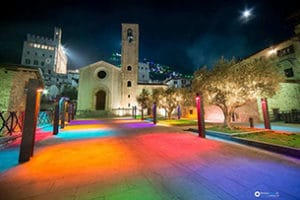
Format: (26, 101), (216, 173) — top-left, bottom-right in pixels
(187, 128), (300, 159)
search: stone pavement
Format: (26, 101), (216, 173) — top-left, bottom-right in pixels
(0, 118), (299, 200)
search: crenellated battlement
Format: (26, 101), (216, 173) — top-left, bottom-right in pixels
(26, 34), (57, 46)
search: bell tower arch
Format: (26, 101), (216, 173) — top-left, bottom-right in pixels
(121, 23), (139, 108)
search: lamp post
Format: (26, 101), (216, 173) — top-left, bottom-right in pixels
(58, 97), (70, 129)
(153, 102), (157, 125)
(196, 93), (205, 138)
(19, 79), (42, 163)
(67, 102), (72, 123)
(134, 106), (137, 119)
(132, 106), (135, 119)
(132, 106), (136, 119)
(59, 97), (66, 129)
(177, 105), (181, 120)
(261, 98), (271, 129)
(53, 97), (59, 135)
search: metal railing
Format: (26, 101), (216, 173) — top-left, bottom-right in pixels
(0, 111), (24, 136)
(0, 110), (54, 137)
(37, 110), (53, 127)
(280, 110), (300, 123)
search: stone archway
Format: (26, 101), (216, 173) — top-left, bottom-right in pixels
(95, 90), (106, 110)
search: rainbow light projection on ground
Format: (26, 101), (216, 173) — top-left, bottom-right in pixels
(0, 119), (299, 199)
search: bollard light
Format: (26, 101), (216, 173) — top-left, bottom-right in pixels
(36, 88), (44, 93)
(261, 98), (271, 129)
(19, 79), (42, 163)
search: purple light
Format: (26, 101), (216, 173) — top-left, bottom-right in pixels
(68, 120), (103, 125)
(124, 123), (155, 128)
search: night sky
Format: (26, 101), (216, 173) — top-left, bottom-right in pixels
(0, 0), (299, 74)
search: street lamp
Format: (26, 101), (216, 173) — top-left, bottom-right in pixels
(196, 93), (205, 138)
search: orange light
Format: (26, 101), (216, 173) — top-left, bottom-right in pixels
(36, 88), (44, 92)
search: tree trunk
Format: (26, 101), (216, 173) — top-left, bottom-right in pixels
(168, 111), (172, 119)
(226, 112), (233, 129)
(223, 109), (228, 127)
(222, 106), (233, 129)
(147, 107), (151, 115)
(164, 109), (167, 119)
(141, 108), (144, 120)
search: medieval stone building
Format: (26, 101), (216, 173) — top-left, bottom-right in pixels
(77, 23), (166, 117)
(21, 27), (67, 75)
(20, 27), (79, 101)
(244, 23), (300, 122)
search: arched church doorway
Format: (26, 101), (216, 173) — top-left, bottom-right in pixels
(95, 90), (106, 110)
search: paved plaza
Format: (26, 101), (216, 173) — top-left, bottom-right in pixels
(0, 118), (299, 200)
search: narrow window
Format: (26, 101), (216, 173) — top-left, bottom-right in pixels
(127, 81), (132, 87)
(284, 68), (294, 77)
(127, 29), (133, 43)
(25, 59), (31, 64)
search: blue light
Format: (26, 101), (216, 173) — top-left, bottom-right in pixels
(56, 129), (117, 140)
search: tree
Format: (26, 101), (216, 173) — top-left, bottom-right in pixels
(61, 85), (78, 100)
(136, 89), (151, 119)
(179, 87), (194, 107)
(192, 57), (285, 128)
(152, 87), (183, 119)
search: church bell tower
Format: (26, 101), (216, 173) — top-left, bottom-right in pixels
(121, 23), (139, 109)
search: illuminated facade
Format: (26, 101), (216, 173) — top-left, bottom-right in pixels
(199, 24), (300, 123)
(138, 62), (150, 83)
(237, 24), (300, 121)
(77, 24), (166, 117)
(20, 27), (77, 100)
(121, 24), (139, 109)
(21, 27), (67, 74)
(165, 78), (192, 88)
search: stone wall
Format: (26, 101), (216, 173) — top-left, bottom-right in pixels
(257, 82), (300, 120)
(0, 68), (13, 111)
(0, 66), (40, 112)
(182, 100), (259, 123)
(8, 70), (38, 111)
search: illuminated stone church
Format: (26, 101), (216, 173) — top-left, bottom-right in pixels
(77, 23), (166, 117)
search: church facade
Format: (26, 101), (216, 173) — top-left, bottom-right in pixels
(77, 23), (166, 117)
